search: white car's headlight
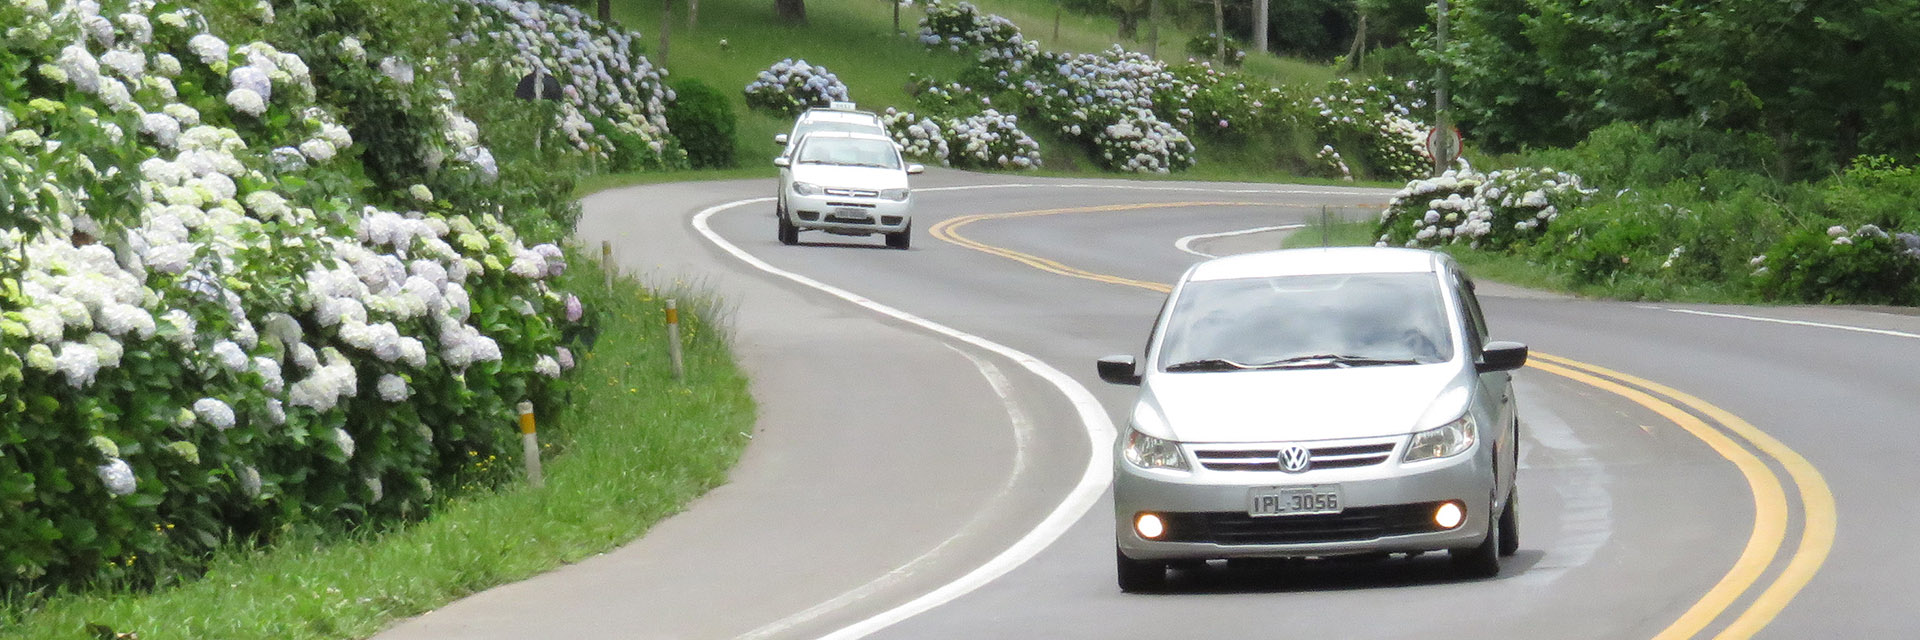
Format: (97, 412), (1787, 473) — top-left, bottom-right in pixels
(792, 181), (820, 196)
(879, 188), (909, 201)
(1124, 430), (1189, 471)
(1404, 414), (1476, 462)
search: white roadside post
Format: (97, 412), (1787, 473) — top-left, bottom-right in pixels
(666, 299), (685, 381)
(601, 240), (613, 292)
(518, 401), (544, 488)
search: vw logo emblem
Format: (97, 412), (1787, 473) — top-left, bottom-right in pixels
(1279, 446), (1311, 473)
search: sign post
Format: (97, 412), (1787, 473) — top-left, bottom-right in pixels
(1426, 125), (1462, 175)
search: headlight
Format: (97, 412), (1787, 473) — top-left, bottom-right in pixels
(792, 181), (820, 196)
(1404, 413), (1476, 462)
(1124, 430), (1189, 471)
(879, 188), (909, 201)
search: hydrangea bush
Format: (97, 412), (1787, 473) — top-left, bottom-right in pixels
(1376, 165), (1596, 250)
(0, 0), (636, 593)
(742, 58), (851, 117)
(1309, 78), (1430, 181)
(946, 109), (1042, 170)
(881, 107), (951, 165)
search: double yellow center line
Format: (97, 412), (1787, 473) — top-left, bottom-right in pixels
(931, 202), (1834, 639)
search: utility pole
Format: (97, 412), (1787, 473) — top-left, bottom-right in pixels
(660, 0), (672, 67)
(1433, 0), (1450, 176)
(1253, 0), (1268, 57)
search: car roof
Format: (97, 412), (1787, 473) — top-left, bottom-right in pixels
(1186, 247), (1444, 282)
(798, 109), (881, 125)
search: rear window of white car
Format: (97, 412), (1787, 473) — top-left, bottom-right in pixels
(796, 137), (901, 169)
(1157, 272), (1455, 371)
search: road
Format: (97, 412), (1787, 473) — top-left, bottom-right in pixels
(377, 170), (1920, 639)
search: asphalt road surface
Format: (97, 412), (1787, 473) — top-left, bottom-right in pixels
(377, 170), (1918, 639)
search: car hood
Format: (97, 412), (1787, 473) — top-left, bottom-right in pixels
(790, 164), (908, 190)
(1134, 364), (1469, 443)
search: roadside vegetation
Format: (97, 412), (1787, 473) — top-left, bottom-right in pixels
(1, 259), (752, 640)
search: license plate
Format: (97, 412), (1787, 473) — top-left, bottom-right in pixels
(1247, 485), (1342, 517)
(831, 207), (871, 220)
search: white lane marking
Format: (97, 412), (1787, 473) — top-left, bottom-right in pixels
(1174, 224), (1307, 258)
(692, 199), (1118, 640)
(1659, 307), (1920, 340)
(736, 344), (1035, 640)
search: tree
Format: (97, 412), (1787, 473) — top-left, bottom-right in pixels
(776, 0), (806, 24)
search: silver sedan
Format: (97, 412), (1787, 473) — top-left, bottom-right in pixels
(1097, 246), (1528, 591)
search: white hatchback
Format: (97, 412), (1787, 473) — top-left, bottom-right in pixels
(1098, 247), (1528, 590)
(773, 132), (923, 249)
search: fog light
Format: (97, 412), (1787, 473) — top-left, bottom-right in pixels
(1434, 502), (1465, 529)
(1135, 513), (1165, 539)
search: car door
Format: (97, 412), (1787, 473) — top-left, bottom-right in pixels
(1457, 271), (1517, 498)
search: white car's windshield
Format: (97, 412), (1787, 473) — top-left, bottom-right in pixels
(1157, 272), (1455, 372)
(796, 137), (901, 169)
(792, 120), (882, 141)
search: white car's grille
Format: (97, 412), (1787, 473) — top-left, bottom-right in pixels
(824, 187), (878, 197)
(1191, 442), (1397, 472)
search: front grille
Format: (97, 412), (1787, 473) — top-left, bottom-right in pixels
(824, 188), (878, 197)
(1157, 503), (1446, 545)
(1193, 442), (1397, 472)
(824, 201), (874, 208)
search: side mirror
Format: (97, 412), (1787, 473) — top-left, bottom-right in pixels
(774, 134), (790, 146)
(1477, 341), (1528, 373)
(772, 156), (791, 168)
(1097, 355), (1141, 386)
(906, 163), (925, 175)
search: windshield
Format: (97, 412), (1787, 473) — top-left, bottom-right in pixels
(796, 137), (901, 169)
(793, 120), (883, 140)
(1156, 272), (1456, 372)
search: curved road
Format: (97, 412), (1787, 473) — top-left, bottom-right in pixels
(379, 170), (1919, 639)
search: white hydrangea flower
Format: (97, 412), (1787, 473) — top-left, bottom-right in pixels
(194, 397), (236, 430)
(409, 184), (433, 202)
(377, 374), (409, 402)
(299, 138), (337, 162)
(55, 341), (103, 388)
(227, 88), (266, 117)
(534, 355), (561, 378)
(238, 465), (262, 498)
(331, 427), (355, 459)
(190, 34), (229, 65)
(96, 458), (137, 496)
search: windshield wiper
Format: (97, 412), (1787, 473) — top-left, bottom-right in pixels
(1164, 358), (1251, 372)
(1250, 354), (1421, 369)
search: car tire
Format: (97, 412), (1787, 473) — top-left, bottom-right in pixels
(1498, 484), (1520, 557)
(885, 223), (911, 250)
(1450, 499), (1501, 578)
(1116, 547), (1166, 592)
(777, 210), (799, 246)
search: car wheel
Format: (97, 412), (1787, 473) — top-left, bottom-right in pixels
(1450, 499), (1501, 578)
(1498, 484), (1520, 557)
(777, 210), (799, 246)
(885, 223), (911, 250)
(1116, 547), (1166, 592)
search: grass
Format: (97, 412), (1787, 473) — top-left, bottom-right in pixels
(0, 256), (755, 640)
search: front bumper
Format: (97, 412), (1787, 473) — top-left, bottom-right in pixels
(1114, 437), (1493, 560)
(785, 191), (911, 235)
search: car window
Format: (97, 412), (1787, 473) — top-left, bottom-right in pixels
(1156, 272), (1455, 371)
(1457, 273), (1490, 349)
(796, 138), (900, 169)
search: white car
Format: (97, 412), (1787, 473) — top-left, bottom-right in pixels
(774, 103), (886, 156)
(1098, 247), (1527, 590)
(773, 131), (923, 249)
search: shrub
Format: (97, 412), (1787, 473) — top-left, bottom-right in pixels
(1307, 77), (1430, 181)
(882, 107), (951, 165)
(1183, 33), (1247, 66)
(742, 58), (850, 117)
(666, 78), (736, 169)
(946, 109), (1042, 170)
(0, 0), (606, 595)
(1756, 225), (1920, 305)
(1376, 165), (1595, 250)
